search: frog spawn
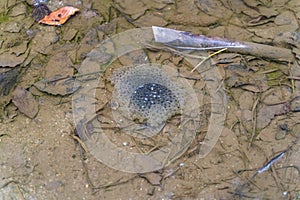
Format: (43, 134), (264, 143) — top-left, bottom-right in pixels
(110, 64), (186, 137)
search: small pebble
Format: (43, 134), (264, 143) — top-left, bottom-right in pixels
(122, 141), (129, 146)
(276, 124), (288, 140)
(278, 123), (288, 131)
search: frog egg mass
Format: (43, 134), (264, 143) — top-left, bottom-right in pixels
(110, 64), (186, 129)
(130, 83), (179, 111)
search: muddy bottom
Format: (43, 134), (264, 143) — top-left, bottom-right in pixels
(0, 0), (300, 199)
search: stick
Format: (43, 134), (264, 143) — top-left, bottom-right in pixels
(152, 26), (294, 62)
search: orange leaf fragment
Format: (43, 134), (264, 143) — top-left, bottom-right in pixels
(39, 6), (79, 26)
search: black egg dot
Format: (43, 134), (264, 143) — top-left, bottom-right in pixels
(130, 83), (179, 111)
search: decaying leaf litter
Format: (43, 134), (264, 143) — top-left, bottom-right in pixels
(0, 0), (300, 199)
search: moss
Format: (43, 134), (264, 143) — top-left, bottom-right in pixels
(266, 69), (287, 86)
(266, 70), (281, 79)
(0, 13), (9, 24)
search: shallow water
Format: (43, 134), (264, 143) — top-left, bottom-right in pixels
(0, 0), (300, 199)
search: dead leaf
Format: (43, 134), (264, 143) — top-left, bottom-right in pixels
(139, 173), (162, 186)
(256, 103), (290, 129)
(32, 3), (51, 22)
(39, 6), (79, 26)
(0, 50), (29, 67)
(34, 77), (77, 96)
(12, 86), (39, 119)
(0, 68), (19, 96)
(34, 51), (78, 95)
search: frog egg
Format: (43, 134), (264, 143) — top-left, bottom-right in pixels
(129, 83), (180, 125)
(110, 64), (186, 134)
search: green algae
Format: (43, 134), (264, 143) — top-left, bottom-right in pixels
(0, 13), (9, 24)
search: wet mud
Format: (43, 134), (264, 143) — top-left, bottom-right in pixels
(0, 0), (300, 199)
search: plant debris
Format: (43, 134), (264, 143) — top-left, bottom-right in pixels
(32, 2), (79, 26)
(38, 6), (80, 26)
(12, 86), (39, 119)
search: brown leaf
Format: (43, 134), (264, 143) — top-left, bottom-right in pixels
(34, 52), (77, 96)
(12, 86), (39, 118)
(139, 173), (162, 186)
(256, 103), (290, 129)
(0, 50), (29, 67)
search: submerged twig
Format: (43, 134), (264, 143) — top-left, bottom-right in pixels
(249, 96), (260, 148)
(232, 135), (300, 197)
(152, 26), (294, 62)
(191, 48), (227, 72)
(287, 76), (300, 80)
(70, 134), (88, 153)
(92, 176), (138, 194)
(144, 43), (207, 60)
(257, 149), (287, 174)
